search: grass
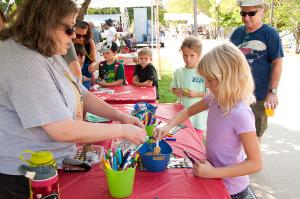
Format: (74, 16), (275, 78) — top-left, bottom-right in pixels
(153, 56), (178, 103)
(158, 72), (178, 103)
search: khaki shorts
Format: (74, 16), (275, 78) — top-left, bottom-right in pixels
(250, 100), (268, 137)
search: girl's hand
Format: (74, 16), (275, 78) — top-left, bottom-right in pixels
(173, 88), (184, 97)
(192, 160), (217, 178)
(154, 124), (172, 140)
(122, 124), (147, 145)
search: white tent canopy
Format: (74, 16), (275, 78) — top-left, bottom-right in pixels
(165, 13), (213, 25)
(89, 0), (153, 8)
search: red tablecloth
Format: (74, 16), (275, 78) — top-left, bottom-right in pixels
(91, 85), (156, 104)
(59, 103), (230, 199)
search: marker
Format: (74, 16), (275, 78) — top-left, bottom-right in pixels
(164, 137), (176, 141)
(117, 147), (123, 165)
(119, 149), (131, 170)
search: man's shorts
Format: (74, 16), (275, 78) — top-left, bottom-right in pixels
(250, 100), (268, 137)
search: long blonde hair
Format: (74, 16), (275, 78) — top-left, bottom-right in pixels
(198, 42), (255, 115)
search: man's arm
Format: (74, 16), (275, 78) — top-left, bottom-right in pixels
(265, 57), (282, 109)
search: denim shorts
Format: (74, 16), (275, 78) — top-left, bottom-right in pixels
(250, 100), (268, 137)
(231, 185), (257, 199)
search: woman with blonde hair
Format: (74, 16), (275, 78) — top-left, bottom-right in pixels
(155, 42), (262, 198)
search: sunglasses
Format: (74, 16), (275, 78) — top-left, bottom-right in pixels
(76, 34), (87, 39)
(59, 22), (76, 36)
(65, 26), (76, 36)
(240, 10), (259, 17)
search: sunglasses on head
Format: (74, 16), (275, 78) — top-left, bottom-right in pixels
(240, 10), (259, 17)
(76, 34), (87, 39)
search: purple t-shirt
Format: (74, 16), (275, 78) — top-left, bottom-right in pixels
(204, 95), (256, 195)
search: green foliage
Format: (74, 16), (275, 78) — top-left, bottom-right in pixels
(87, 8), (120, 15)
(167, 0), (212, 16)
(269, 0), (300, 33)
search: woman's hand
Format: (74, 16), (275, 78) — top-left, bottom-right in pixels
(192, 160), (217, 178)
(153, 124), (172, 140)
(88, 62), (96, 73)
(120, 114), (145, 129)
(122, 124), (147, 145)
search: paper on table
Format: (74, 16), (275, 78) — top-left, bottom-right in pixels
(85, 112), (111, 123)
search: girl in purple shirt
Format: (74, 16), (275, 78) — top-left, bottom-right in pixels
(155, 42), (262, 198)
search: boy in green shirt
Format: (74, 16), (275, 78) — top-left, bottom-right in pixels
(96, 41), (125, 86)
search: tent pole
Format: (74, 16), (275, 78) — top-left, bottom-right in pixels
(193, 0), (197, 36)
(151, 0), (154, 50)
(155, 0), (161, 80)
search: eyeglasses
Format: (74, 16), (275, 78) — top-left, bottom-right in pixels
(65, 26), (76, 36)
(240, 10), (259, 17)
(59, 22), (76, 36)
(76, 34), (87, 39)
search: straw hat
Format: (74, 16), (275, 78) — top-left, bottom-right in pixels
(237, 0), (269, 10)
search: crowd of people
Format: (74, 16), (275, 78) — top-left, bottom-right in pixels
(0, 0), (283, 198)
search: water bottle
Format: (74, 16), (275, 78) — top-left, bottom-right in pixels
(18, 165), (60, 199)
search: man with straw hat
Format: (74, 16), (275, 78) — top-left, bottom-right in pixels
(230, 0), (284, 144)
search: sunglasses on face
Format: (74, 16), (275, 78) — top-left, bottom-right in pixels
(65, 26), (76, 36)
(240, 10), (259, 17)
(76, 34), (87, 39)
(60, 22), (76, 36)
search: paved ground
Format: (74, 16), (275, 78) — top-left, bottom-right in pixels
(251, 54), (300, 199)
(159, 38), (300, 199)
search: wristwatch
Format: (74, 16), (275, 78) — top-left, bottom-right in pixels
(269, 88), (277, 94)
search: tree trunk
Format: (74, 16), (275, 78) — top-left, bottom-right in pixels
(77, 0), (91, 21)
(293, 28), (300, 54)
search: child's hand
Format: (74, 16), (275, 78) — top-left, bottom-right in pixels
(144, 80), (153, 87)
(98, 80), (107, 87)
(192, 160), (216, 178)
(173, 88), (184, 97)
(154, 124), (172, 140)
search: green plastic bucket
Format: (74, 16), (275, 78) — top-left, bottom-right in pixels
(145, 125), (155, 137)
(104, 167), (136, 198)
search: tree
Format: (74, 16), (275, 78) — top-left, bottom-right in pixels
(167, 0), (211, 16)
(77, 0), (92, 21)
(268, 0), (300, 54)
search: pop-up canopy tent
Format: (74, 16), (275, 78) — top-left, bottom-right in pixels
(89, 0), (152, 8)
(87, 0), (162, 74)
(164, 13), (213, 25)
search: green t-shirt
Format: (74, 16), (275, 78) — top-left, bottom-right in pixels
(99, 61), (125, 83)
(170, 67), (207, 130)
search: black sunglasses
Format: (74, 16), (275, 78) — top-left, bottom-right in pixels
(65, 26), (76, 36)
(240, 10), (259, 17)
(76, 34), (87, 39)
(59, 22), (76, 36)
